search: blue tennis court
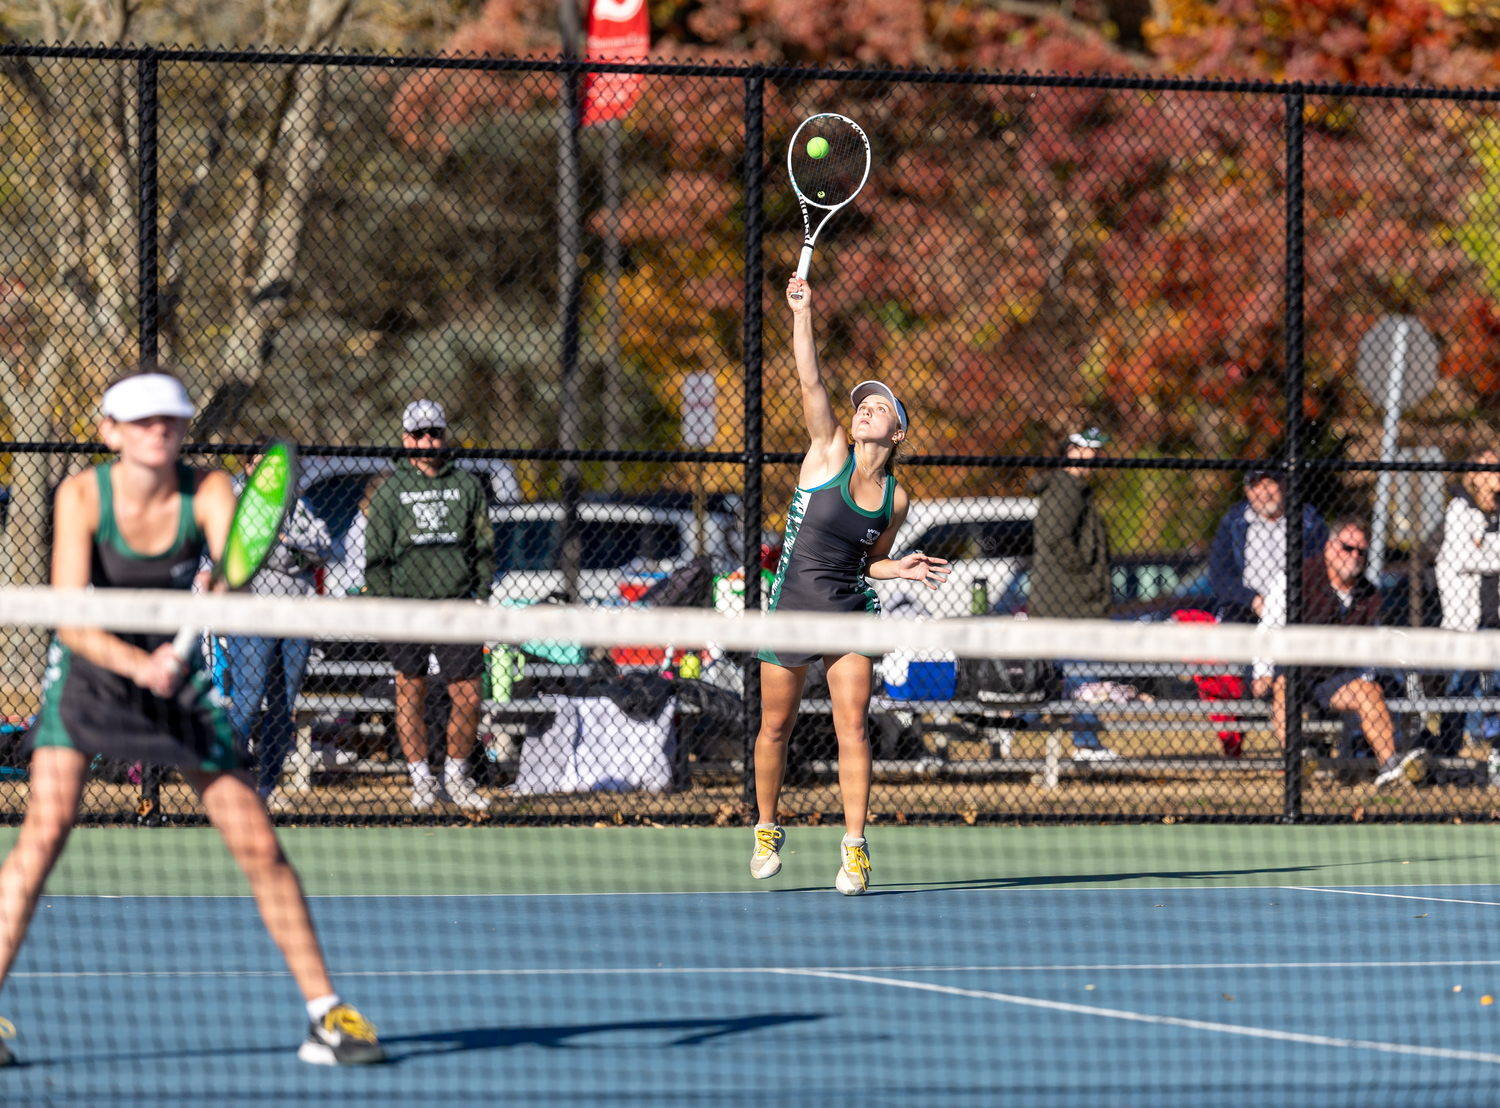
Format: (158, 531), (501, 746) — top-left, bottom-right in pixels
(5, 826), (1500, 1105)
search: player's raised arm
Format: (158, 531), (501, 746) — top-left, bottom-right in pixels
(785, 276), (847, 483)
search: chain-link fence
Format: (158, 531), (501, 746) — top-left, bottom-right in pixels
(3, 44), (1500, 824)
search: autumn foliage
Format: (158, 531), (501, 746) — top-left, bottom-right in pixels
(387, 0), (1500, 541)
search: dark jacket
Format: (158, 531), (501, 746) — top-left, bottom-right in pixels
(1300, 552), (1381, 683)
(1026, 470), (1110, 620)
(1208, 501), (1328, 622)
(365, 459), (493, 600)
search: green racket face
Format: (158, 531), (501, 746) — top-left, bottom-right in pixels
(222, 441), (295, 589)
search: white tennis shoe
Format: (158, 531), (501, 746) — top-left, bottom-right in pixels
(442, 772), (492, 812)
(835, 834), (871, 896)
(750, 823), (784, 879)
(411, 773), (438, 811)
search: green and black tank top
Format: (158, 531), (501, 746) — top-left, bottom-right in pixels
(91, 462), (206, 651)
(30, 462), (239, 772)
(758, 454), (894, 667)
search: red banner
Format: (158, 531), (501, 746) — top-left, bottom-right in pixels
(580, 0), (650, 126)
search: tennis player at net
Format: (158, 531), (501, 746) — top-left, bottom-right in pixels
(751, 277), (948, 895)
(0, 369), (382, 1067)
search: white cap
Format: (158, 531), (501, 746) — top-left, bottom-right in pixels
(100, 374), (195, 423)
(402, 399), (447, 432)
(849, 381), (908, 433)
(1068, 426), (1109, 449)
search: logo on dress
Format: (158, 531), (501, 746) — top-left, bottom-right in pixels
(862, 528), (881, 545)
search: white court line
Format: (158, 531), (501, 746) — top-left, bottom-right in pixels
(773, 969), (1500, 1066)
(1288, 887), (1500, 908)
(18, 958), (1500, 979)
(31, 883), (1500, 900)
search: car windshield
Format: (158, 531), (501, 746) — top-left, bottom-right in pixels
(907, 520), (1033, 562)
(998, 561), (1210, 608)
(495, 520), (682, 572)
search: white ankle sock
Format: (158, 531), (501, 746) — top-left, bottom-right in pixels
(444, 756), (467, 782)
(306, 993), (340, 1023)
(409, 759), (433, 781)
(842, 834), (866, 846)
(755, 822), (778, 830)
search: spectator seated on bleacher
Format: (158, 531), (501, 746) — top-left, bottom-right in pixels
(1258, 519), (1418, 787)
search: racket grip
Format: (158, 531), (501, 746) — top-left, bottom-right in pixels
(170, 627), (200, 668)
(795, 245), (813, 281)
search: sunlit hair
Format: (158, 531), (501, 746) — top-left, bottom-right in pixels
(1327, 516), (1369, 545)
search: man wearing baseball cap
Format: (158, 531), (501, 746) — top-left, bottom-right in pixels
(364, 399), (494, 812)
(1027, 426), (1118, 759)
(1208, 467), (1328, 626)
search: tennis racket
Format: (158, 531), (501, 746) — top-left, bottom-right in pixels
(787, 113), (871, 299)
(170, 439), (300, 667)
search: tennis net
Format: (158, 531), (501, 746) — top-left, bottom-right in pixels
(0, 586), (1499, 1103)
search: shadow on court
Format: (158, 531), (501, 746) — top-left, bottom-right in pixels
(846, 854), (1479, 896)
(382, 1012), (826, 1058)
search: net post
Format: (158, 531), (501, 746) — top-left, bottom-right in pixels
(137, 49), (159, 363)
(740, 70), (766, 811)
(1281, 88), (1307, 824)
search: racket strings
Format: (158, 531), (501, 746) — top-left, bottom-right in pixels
(790, 121), (868, 208)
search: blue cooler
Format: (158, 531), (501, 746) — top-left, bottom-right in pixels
(883, 651), (958, 700)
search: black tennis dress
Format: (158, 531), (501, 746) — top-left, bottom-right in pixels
(758, 454), (894, 668)
(29, 463), (240, 773)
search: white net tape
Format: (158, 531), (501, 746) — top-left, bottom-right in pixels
(1, 586), (1495, 670)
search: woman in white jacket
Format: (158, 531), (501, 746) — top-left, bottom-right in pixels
(1435, 449), (1500, 755)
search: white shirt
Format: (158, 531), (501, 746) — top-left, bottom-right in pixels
(1243, 507), (1287, 601)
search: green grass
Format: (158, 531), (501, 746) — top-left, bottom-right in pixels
(1, 825), (1496, 897)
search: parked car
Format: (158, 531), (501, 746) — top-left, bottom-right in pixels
(490, 493), (740, 606)
(871, 496), (1035, 619)
(991, 553), (1213, 620)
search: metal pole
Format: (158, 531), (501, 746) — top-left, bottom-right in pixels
(603, 120), (624, 492)
(741, 72), (765, 810)
(1282, 90), (1306, 825)
(1368, 320), (1408, 584)
(138, 51), (159, 364)
(557, 9), (584, 601)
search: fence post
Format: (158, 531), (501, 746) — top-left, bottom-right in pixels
(1282, 89), (1306, 824)
(138, 50), (159, 362)
(741, 70), (765, 811)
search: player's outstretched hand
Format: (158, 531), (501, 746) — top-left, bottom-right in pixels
(897, 552), (950, 590)
(786, 276), (812, 313)
(136, 643), (185, 698)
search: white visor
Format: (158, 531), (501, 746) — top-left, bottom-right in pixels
(849, 380), (908, 433)
(101, 374), (195, 423)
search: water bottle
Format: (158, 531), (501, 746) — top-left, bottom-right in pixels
(971, 578), (989, 615)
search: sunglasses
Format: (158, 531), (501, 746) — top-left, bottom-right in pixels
(409, 427), (445, 441)
(1336, 541), (1369, 556)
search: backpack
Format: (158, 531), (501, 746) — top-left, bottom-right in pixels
(956, 656), (1056, 703)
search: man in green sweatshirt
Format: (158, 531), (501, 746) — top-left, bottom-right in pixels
(365, 399), (495, 812)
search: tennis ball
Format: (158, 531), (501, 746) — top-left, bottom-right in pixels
(807, 136), (830, 159)
(1484, 995), (1494, 1006)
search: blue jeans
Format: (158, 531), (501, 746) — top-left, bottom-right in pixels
(225, 636), (313, 793)
(1438, 670), (1500, 758)
(1060, 667), (1104, 749)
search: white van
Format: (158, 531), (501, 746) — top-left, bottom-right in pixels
(868, 496), (1035, 619)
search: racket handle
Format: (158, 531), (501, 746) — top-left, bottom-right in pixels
(795, 245), (813, 281)
(171, 626), (200, 668)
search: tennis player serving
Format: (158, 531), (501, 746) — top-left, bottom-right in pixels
(753, 277), (948, 894)
(0, 368), (382, 1067)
